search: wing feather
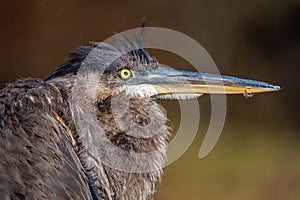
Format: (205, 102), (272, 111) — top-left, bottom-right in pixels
(0, 78), (94, 200)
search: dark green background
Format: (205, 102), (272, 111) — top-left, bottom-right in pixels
(1, 0), (299, 199)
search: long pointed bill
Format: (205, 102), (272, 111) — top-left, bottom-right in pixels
(131, 67), (280, 98)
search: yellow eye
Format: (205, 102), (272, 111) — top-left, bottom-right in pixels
(119, 69), (132, 79)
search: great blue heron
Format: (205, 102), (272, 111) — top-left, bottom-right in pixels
(0, 22), (280, 200)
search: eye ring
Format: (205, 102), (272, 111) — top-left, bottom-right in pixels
(119, 68), (132, 80)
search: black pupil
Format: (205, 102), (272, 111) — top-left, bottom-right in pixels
(124, 71), (128, 76)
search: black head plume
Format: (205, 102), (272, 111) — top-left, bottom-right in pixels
(45, 18), (153, 81)
(114, 18), (152, 64)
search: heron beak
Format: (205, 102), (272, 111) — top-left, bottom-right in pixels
(135, 67), (280, 98)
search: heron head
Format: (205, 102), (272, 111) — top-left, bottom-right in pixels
(46, 22), (280, 103)
(76, 40), (280, 104)
(99, 51), (281, 101)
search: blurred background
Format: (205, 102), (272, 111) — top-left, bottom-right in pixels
(0, 0), (299, 199)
